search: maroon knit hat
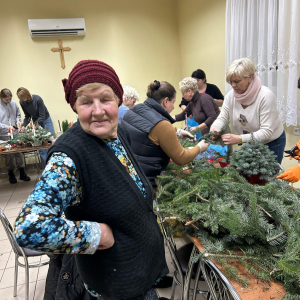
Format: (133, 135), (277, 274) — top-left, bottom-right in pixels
(62, 60), (123, 110)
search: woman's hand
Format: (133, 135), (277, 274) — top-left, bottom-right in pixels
(277, 166), (300, 183)
(210, 126), (220, 132)
(221, 133), (241, 145)
(172, 115), (176, 120)
(190, 126), (199, 132)
(17, 121), (23, 129)
(197, 140), (209, 152)
(176, 129), (195, 140)
(98, 223), (115, 250)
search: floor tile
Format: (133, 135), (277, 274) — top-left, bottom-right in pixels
(1, 282), (36, 300)
(0, 187), (16, 197)
(0, 266), (39, 289)
(37, 264), (49, 281)
(5, 199), (25, 210)
(9, 193), (31, 202)
(0, 251), (11, 270)
(0, 196), (11, 210)
(0, 239), (12, 254)
(34, 280), (46, 300)
(3, 207), (22, 218)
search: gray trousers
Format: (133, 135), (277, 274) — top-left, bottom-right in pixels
(1, 136), (24, 171)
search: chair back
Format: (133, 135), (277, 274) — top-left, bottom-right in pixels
(0, 208), (24, 255)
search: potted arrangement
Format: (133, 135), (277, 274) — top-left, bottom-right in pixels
(230, 136), (279, 184)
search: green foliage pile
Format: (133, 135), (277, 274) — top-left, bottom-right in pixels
(156, 159), (300, 299)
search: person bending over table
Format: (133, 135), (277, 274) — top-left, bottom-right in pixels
(16, 87), (54, 168)
(14, 60), (168, 300)
(210, 57), (285, 164)
(0, 88), (30, 184)
(179, 68), (224, 109)
(173, 77), (220, 135)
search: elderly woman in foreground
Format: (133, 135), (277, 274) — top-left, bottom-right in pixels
(173, 77), (220, 135)
(210, 57), (285, 163)
(13, 60), (168, 300)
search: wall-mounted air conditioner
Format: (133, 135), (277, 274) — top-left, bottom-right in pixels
(28, 18), (86, 37)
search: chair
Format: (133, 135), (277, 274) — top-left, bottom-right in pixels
(0, 208), (49, 300)
(157, 214), (209, 300)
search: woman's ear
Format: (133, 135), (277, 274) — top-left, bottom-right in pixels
(249, 74), (254, 81)
(162, 97), (169, 108)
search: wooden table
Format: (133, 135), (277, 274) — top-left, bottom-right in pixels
(183, 237), (286, 300)
(0, 144), (52, 171)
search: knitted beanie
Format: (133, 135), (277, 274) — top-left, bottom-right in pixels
(62, 60), (123, 110)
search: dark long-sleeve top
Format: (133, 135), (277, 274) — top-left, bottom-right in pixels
(175, 91), (220, 134)
(179, 83), (224, 107)
(20, 94), (50, 126)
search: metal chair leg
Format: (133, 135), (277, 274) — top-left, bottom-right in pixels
(13, 254), (18, 297)
(170, 271), (177, 300)
(24, 256), (29, 300)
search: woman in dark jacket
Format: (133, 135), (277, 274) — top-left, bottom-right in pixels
(14, 60), (168, 300)
(173, 77), (220, 135)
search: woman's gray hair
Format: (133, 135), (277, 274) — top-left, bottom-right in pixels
(122, 85), (139, 102)
(226, 58), (256, 83)
(179, 77), (198, 93)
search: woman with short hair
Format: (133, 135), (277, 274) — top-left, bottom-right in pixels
(118, 85), (139, 123)
(173, 77), (220, 135)
(211, 57), (285, 163)
(14, 60), (168, 300)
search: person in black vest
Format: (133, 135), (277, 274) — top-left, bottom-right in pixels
(13, 60), (168, 300)
(122, 80), (209, 189)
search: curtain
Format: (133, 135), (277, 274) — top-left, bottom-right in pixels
(225, 0), (300, 126)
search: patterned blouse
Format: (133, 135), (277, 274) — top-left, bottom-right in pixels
(13, 137), (147, 297)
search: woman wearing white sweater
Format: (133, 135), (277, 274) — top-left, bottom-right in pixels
(210, 58), (285, 163)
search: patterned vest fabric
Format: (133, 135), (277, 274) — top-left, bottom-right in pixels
(122, 98), (175, 187)
(47, 122), (168, 300)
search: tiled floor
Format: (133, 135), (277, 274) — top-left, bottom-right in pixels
(0, 167), (208, 300)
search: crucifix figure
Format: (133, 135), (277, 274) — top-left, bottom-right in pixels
(51, 40), (71, 69)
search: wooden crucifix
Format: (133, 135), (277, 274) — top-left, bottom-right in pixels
(51, 40), (71, 69)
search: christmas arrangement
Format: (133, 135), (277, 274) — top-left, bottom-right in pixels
(156, 144), (299, 299)
(0, 121), (53, 152)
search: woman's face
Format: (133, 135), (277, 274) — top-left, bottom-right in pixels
(162, 94), (176, 114)
(123, 96), (136, 108)
(193, 78), (205, 90)
(1, 97), (12, 104)
(229, 74), (253, 94)
(181, 89), (194, 101)
(74, 85), (119, 139)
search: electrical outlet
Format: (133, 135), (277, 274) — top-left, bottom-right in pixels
(294, 128), (300, 136)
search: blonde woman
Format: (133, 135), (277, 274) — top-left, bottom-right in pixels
(118, 85), (139, 123)
(173, 77), (220, 135)
(210, 57), (285, 163)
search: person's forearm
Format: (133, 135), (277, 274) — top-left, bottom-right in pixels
(214, 99), (224, 107)
(196, 123), (208, 131)
(180, 105), (187, 111)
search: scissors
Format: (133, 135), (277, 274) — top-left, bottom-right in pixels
(284, 145), (299, 157)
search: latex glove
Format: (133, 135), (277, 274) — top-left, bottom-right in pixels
(197, 140), (209, 153)
(177, 128), (195, 140)
(277, 166), (300, 183)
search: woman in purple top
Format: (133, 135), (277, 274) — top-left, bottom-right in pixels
(173, 77), (220, 135)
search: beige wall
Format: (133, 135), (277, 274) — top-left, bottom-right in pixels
(0, 0), (182, 133)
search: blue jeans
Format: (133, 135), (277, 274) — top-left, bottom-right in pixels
(265, 131), (286, 164)
(39, 117), (54, 168)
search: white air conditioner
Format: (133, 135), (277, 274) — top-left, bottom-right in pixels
(28, 18), (86, 37)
